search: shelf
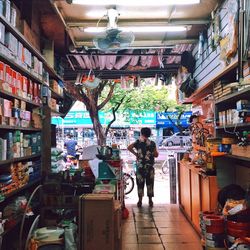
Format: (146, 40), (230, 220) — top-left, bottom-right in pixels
(2, 178), (42, 202)
(215, 86), (250, 105)
(45, 85), (64, 99)
(51, 110), (64, 117)
(223, 154), (250, 162)
(0, 125), (41, 131)
(182, 60), (238, 104)
(0, 89), (42, 107)
(0, 52), (44, 85)
(0, 153), (41, 166)
(0, 15), (62, 81)
(216, 123), (250, 129)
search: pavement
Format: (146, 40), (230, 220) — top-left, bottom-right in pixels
(121, 150), (170, 206)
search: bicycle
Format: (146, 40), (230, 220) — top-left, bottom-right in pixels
(123, 161), (136, 195)
(161, 154), (175, 175)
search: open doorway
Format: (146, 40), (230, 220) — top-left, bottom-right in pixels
(122, 149), (171, 206)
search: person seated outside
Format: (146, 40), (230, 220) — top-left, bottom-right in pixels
(64, 134), (77, 157)
(127, 127), (159, 207)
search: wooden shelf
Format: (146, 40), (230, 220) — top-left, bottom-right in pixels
(51, 110), (64, 117)
(2, 178), (42, 202)
(0, 16), (62, 81)
(0, 125), (41, 131)
(45, 85), (64, 99)
(0, 53), (44, 85)
(224, 154), (250, 162)
(0, 89), (42, 107)
(215, 86), (250, 105)
(182, 60), (238, 104)
(0, 154), (41, 166)
(216, 123), (250, 129)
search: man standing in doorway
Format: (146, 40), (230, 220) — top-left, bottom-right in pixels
(64, 134), (77, 157)
(127, 127), (159, 207)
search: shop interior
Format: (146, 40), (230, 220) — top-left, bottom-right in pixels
(0, 0), (250, 249)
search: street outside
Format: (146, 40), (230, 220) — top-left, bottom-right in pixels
(121, 149), (171, 205)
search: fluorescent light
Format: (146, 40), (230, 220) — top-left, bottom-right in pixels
(84, 26), (188, 33)
(73, 0), (200, 6)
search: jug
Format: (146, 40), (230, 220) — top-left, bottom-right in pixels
(97, 146), (113, 160)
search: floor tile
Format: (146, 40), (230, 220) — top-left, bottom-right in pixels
(163, 242), (203, 250)
(122, 235), (138, 244)
(139, 244), (164, 250)
(137, 228), (158, 235)
(160, 234), (199, 243)
(122, 244), (139, 250)
(138, 235), (162, 244)
(136, 221), (156, 228)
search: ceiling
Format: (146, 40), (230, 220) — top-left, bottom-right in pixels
(48, 0), (221, 81)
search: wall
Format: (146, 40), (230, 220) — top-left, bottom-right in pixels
(192, 0), (237, 89)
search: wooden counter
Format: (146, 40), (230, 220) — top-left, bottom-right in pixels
(178, 161), (219, 233)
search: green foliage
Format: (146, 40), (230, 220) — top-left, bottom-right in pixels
(100, 84), (185, 113)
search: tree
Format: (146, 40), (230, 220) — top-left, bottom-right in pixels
(65, 80), (185, 145)
(64, 80), (116, 145)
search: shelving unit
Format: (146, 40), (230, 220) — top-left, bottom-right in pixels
(215, 123), (250, 129)
(182, 60), (238, 104)
(0, 154), (41, 166)
(0, 89), (42, 107)
(0, 6), (66, 246)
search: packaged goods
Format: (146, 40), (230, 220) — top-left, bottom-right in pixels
(0, 21), (5, 44)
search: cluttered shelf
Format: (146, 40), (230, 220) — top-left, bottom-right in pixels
(0, 153), (41, 166)
(223, 154), (250, 163)
(46, 85), (64, 100)
(182, 60), (238, 104)
(0, 53), (44, 86)
(0, 125), (41, 131)
(215, 123), (250, 129)
(0, 89), (42, 107)
(1, 178), (42, 203)
(0, 16), (62, 82)
(215, 86), (250, 105)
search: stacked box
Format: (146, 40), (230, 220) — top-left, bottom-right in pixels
(0, 137), (7, 160)
(4, 132), (13, 159)
(0, 21), (5, 44)
(5, 32), (18, 56)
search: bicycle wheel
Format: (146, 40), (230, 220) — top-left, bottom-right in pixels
(123, 173), (135, 195)
(161, 160), (169, 175)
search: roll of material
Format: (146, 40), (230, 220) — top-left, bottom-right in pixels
(206, 239), (225, 248)
(206, 225), (225, 234)
(205, 247), (227, 250)
(227, 220), (250, 230)
(204, 215), (224, 226)
(206, 233), (225, 241)
(227, 228), (250, 238)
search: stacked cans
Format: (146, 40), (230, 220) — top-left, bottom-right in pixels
(226, 220), (250, 249)
(200, 212), (227, 250)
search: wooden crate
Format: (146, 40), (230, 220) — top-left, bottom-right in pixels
(231, 144), (250, 158)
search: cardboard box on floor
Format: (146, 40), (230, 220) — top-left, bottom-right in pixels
(79, 194), (122, 250)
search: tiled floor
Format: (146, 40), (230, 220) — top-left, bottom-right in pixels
(122, 204), (203, 250)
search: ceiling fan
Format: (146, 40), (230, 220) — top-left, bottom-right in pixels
(92, 9), (135, 51)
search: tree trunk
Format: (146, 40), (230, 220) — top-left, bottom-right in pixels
(89, 108), (106, 145)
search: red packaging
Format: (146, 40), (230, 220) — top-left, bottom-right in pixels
(27, 80), (33, 96)
(0, 61), (5, 81)
(12, 70), (17, 95)
(5, 65), (13, 85)
(16, 73), (22, 90)
(33, 83), (38, 97)
(22, 76), (28, 93)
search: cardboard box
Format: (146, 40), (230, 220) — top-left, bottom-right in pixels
(0, 61), (5, 81)
(79, 194), (115, 250)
